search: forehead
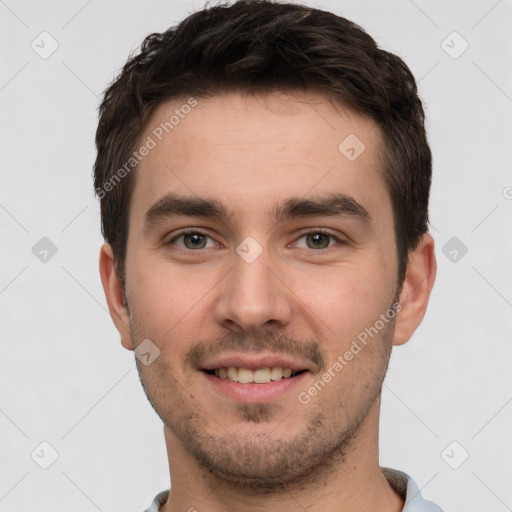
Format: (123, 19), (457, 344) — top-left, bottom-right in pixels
(129, 90), (391, 232)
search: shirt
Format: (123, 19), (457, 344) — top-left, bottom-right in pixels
(143, 467), (445, 511)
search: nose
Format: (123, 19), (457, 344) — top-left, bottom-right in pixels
(213, 244), (292, 333)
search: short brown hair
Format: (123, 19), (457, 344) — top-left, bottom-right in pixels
(94, 0), (432, 290)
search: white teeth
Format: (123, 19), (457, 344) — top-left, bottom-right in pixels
(270, 367), (283, 380)
(238, 368), (253, 383)
(227, 367), (238, 382)
(212, 366), (299, 383)
(253, 368), (271, 383)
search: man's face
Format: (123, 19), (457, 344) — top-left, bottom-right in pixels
(122, 91), (401, 489)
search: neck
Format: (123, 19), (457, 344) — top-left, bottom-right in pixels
(160, 400), (404, 512)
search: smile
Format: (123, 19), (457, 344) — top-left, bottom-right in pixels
(203, 366), (307, 383)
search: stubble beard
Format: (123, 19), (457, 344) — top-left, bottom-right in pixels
(131, 310), (395, 494)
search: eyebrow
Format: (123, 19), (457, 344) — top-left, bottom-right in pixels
(143, 192), (371, 232)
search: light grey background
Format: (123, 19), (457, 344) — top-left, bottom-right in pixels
(1, 1), (511, 511)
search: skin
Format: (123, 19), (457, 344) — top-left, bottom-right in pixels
(100, 90), (436, 512)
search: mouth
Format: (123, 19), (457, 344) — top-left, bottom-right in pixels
(198, 353), (315, 403)
(202, 366), (308, 384)
(199, 366), (312, 404)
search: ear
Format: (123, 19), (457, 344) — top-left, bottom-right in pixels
(99, 243), (134, 350)
(393, 233), (436, 346)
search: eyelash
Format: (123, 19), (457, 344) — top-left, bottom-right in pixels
(166, 228), (346, 254)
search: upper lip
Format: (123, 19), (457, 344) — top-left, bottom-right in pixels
(199, 352), (315, 372)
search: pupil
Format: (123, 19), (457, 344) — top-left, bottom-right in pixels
(185, 233), (205, 249)
(309, 233), (329, 249)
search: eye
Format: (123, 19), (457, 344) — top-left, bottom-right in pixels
(167, 230), (218, 251)
(165, 228), (345, 253)
(293, 229), (344, 250)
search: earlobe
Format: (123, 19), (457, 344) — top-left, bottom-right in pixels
(392, 233), (437, 346)
(98, 243), (134, 350)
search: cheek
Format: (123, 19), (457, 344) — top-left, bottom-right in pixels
(128, 249), (199, 315)
(292, 261), (392, 344)
(125, 253), (181, 341)
(126, 253), (221, 359)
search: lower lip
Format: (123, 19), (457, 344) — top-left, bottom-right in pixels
(201, 371), (310, 403)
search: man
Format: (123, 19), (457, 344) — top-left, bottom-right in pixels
(95, 1), (440, 510)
